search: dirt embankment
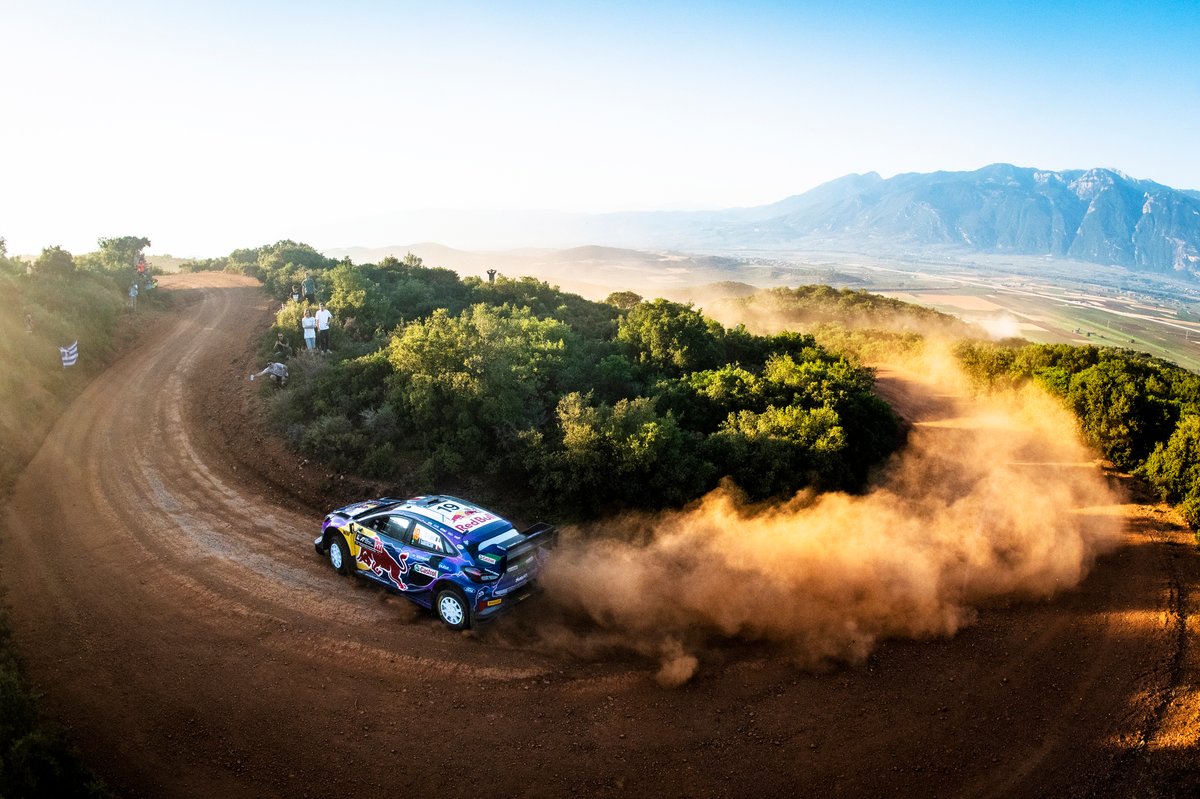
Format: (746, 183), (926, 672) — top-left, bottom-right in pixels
(0, 272), (1196, 798)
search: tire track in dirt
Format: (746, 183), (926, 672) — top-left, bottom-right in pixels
(0, 273), (1196, 797)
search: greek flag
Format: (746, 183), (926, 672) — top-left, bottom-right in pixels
(59, 340), (78, 368)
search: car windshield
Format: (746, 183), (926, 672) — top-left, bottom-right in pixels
(345, 500), (400, 519)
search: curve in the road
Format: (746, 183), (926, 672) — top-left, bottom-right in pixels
(1, 273), (1195, 798)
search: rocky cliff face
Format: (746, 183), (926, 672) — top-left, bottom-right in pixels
(730, 164), (1200, 278)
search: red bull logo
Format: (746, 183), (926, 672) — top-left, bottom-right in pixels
(452, 512), (497, 533)
(358, 545), (410, 590)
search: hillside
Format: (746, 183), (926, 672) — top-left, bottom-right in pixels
(726, 165), (1200, 276)
(321, 242), (748, 299)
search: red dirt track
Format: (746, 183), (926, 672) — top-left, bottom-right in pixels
(2, 272), (1197, 797)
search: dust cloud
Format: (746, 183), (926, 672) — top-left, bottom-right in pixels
(532, 347), (1125, 685)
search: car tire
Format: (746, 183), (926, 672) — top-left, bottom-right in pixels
(434, 588), (470, 630)
(328, 534), (353, 575)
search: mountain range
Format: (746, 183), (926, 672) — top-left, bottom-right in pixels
(331, 164), (1200, 281)
(578, 164), (1200, 278)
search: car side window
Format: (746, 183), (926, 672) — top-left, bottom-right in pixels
(410, 523), (449, 554)
(383, 516), (413, 540)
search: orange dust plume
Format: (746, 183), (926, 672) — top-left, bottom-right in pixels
(532, 347), (1125, 682)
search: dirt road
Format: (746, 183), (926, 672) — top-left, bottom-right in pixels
(1, 272), (1196, 797)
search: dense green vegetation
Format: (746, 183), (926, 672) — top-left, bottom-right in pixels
(1, 236), (164, 487)
(956, 341), (1200, 527)
(219, 242), (904, 517)
(214, 240), (1200, 532)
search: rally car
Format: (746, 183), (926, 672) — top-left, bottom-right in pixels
(314, 495), (557, 629)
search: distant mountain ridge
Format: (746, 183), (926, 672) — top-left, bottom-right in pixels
(327, 164), (1200, 280)
(718, 164), (1200, 277)
(547, 164), (1200, 279)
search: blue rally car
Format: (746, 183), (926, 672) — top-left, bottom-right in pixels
(314, 495), (557, 629)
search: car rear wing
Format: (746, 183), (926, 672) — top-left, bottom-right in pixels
(497, 523), (557, 570)
(521, 522), (558, 547)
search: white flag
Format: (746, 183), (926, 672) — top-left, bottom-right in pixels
(59, 340), (78, 368)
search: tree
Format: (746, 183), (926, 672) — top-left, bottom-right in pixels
(325, 263), (393, 340)
(1067, 358), (1177, 469)
(534, 392), (713, 512)
(1140, 415), (1200, 504)
(616, 299), (723, 374)
(604, 291), (642, 310)
(0, 237), (16, 274)
(384, 304), (573, 473)
(96, 236), (150, 272)
(32, 246), (76, 278)
(710, 405), (848, 497)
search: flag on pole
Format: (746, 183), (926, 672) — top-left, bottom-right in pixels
(59, 340), (78, 368)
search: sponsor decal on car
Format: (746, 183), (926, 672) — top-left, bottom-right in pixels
(486, 599), (502, 607)
(354, 531), (381, 551)
(479, 554), (499, 565)
(449, 510), (499, 533)
(413, 564), (438, 579)
(358, 545), (410, 590)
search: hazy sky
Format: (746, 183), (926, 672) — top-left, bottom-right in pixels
(3, 0), (1198, 257)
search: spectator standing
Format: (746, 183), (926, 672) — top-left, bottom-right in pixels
(315, 303), (333, 353)
(291, 283), (301, 303)
(301, 309), (317, 351)
(127, 282), (139, 310)
(302, 272), (317, 304)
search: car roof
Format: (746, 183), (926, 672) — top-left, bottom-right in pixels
(332, 495), (516, 544)
(399, 495), (512, 540)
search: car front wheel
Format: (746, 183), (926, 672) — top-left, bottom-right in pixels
(435, 588), (470, 630)
(328, 534), (353, 575)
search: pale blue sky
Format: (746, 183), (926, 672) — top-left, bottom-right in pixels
(2, 0), (1198, 256)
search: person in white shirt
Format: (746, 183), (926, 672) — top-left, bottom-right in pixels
(315, 303), (333, 353)
(301, 309), (317, 351)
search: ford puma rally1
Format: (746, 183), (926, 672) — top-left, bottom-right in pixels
(315, 495), (557, 629)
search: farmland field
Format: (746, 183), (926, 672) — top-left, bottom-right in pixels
(725, 250), (1200, 371)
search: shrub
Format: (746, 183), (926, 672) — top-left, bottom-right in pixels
(1140, 415), (1200, 504)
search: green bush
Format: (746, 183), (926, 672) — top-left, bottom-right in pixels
(246, 245), (907, 517)
(616, 299), (724, 375)
(1178, 493), (1200, 531)
(956, 340), (1200, 528)
(1140, 415), (1200, 504)
(530, 392), (713, 514)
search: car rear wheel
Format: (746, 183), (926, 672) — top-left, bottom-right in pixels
(434, 588), (470, 630)
(328, 534), (352, 575)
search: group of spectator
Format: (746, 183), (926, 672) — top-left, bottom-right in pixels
(287, 272), (332, 352)
(301, 303), (333, 353)
(251, 272), (333, 386)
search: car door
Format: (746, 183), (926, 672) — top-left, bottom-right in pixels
(401, 522), (454, 591)
(352, 514), (415, 591)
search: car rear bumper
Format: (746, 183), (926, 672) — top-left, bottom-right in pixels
(473, 582), (541, 621)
